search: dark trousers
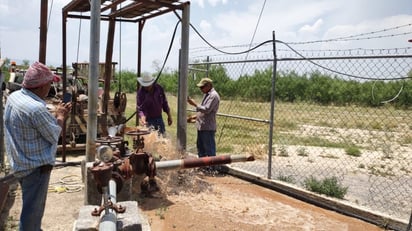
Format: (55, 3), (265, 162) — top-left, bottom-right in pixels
(147, 117), (166, 134)
(197, 130), (216, 157)
(19, 165), (52, 231)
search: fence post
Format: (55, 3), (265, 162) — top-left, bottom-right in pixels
(0, 63), (4, 168)
(268, 31), (277, 179)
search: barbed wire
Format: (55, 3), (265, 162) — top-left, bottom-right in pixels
(189, 21), (412, 81)
(190, 46), (412, 61)
(289, 23), (412, 45)
(276, 40), (412, 81)
(190, 24), (412, 53)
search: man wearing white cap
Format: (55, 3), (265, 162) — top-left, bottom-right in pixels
(4, 61), (72, 230)
(136, 74), (172, 136)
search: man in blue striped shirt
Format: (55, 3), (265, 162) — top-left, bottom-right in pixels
(4, 61), (71, 231)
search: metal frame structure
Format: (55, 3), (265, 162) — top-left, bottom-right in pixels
(60, 0), (190, 161)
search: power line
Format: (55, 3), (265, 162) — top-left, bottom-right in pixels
(219, 0), (268, 145)
(241, 0), (267, 72)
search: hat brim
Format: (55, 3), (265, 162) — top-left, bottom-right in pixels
(52, 74), (61, 82)
(137, 77), (155, 87)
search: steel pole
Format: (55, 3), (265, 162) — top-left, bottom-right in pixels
(39, 0), (48, 63)
(268, 31), (277, 179)
(0, 61), (4, 168)
(86, 0), (100, 162)
(177, 2), (190, 153)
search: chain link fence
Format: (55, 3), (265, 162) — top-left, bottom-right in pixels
(188, 39), (412, 228)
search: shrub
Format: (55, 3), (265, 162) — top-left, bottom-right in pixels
(345, 146), (361, 157)
(304, 176), (348, 199)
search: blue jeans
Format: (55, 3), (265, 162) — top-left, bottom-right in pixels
(197, 130), (216, 157)
(147, 117), (166, 135)
(18, 165), (52, 231)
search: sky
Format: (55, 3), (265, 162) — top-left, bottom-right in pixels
(0, 0), (411, 74)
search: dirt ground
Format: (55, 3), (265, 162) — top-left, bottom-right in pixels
(1, 159), (386, 231)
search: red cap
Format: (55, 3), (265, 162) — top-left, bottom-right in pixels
(22, 61), (61, 89)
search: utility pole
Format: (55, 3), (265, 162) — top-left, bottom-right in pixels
(39, 0), (48, 64)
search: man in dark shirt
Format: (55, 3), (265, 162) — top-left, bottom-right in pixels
(187, 77), (220, 157)
(137, 75), (172, 136)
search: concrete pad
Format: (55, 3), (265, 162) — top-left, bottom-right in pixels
(73, 201), (150, 231)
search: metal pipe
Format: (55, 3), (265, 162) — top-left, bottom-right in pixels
(0, 61), (4, 167)
(86, 0), (100, 162)
(177, 2), (190, 153)
(99, 179), (117, 230)
(155, 154), (255, 171)
(268, 31), (277, 179)
(61, 7), (68, 162)
(187, 109), (271, 123)
(101, 7), (116, 138)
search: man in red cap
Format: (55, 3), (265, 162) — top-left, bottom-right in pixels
(4, 61), (72, 230)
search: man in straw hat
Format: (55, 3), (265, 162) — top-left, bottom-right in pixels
(4, 61), (72, 230)
(137, 74), (172, 136)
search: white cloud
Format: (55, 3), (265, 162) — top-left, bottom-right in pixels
(299, 19), (324, 34)
(191, 0), (339, 47)
(199, 20), (212, 32)
(312, 14), (412, 53)
(193, 0), (228, 8)
(324, 15), (412, 41)
(208, 0), (222, 7)
(193, 0), (205, 8)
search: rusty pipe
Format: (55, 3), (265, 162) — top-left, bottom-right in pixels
(155, 154), (255, 170)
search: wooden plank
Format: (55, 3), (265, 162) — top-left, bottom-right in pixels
(74, 115), (87, 133)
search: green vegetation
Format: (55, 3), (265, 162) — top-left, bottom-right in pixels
(345, 147), (361, 157)
(368, 165), (395, 177)
(303, 176), (348, 199)
(277, 145), (289, 157)
(155, 207), (167, 219)
(277, 175), (295, 184)
(297, 147), (309, 156)
(2, 60), (411, 108)
(102, 63), (412, 109)
(358, 163), (365, 169)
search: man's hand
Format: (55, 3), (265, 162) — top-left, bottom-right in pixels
(55, 102), (72, 129)
(140, 116), (147, 126)
(55, 102), (72, 119)
(187, 97), (197, 107)
(187, 115), (196, 123)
